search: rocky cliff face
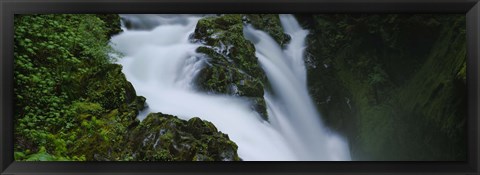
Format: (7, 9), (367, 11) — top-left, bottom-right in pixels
(297, 14), (467, 160)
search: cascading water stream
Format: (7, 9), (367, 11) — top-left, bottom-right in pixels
(243, 14), (351, 161)
(281, 14), (309, 86)
(111, 14), (350, 161)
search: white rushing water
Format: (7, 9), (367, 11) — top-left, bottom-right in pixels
(111, 14), (350, 161)
(244, 14), (351, 161)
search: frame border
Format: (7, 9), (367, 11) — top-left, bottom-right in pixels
(1, 0), (479, 174)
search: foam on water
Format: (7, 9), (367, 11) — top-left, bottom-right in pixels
(111, 14), (351, 161)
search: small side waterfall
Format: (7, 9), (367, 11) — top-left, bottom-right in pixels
(244, 14), (351, 160)
(281, 14), (309, 85)
(111, 14), (351, 161)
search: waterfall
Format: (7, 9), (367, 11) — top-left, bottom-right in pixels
(281, 14), (309, 85)
(243, 14), (351, 161)
(111, 14), (350, 161)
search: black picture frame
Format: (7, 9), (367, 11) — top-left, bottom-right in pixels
(1, 0), (479, 174)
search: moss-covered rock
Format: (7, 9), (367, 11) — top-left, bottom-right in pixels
(193, 15), (268, 120)
(128, 113), (241, 161)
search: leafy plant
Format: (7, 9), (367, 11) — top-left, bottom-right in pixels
(14, 14), (121, 160)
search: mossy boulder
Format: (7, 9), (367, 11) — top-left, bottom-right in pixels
(128, 113), (241, 161)
(193, 14), (268, 120)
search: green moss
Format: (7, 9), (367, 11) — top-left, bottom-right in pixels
(193, 15), (268, 120)
(71, 102), (103, 115)
(128, 113), (241, 161)
(85, 64), (134, 109)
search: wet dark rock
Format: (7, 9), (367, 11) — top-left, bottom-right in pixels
(128, 113), (241, 161)
(192, 14), (268, 120)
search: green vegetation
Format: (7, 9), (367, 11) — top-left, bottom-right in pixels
(297, 14), (467, 160)
(14, 14), (128, 161)
(14, 13), (467, 161)
(14, 14), (240, 161)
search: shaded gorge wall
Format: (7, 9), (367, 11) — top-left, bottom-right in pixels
(296, 14), (467, 161)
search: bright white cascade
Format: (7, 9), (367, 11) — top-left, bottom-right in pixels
(243, 14), (351, 161)
(111, 14), (350, 161)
